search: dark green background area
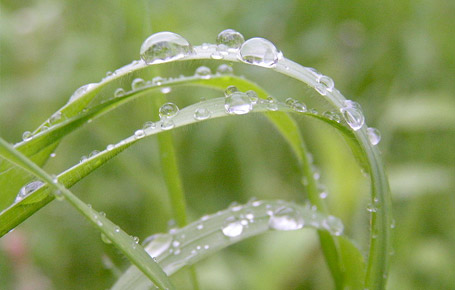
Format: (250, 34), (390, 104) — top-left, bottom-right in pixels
(1, 0), (454, 289)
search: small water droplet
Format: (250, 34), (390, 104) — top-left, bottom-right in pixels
(323, 111), (341, 123)
(266, 96), (279, 111)
(195, 66), (212, 79)
(106, 144), (115, 151)
(291, 101), (307, 112)
(69, 83), (97, 103)
(222, 218), (244, 238)
(141, 121), (154, 131)
(315, 75), (335, 96)
(225, 91), (252, 115)
(367, 127), (381, 145)
(172, 240), (180, 247)
(152, 76), (164, 86)
(89, 150), (99, 158)
(210, 51), (223, 59)
(239, 37), (282, 68)
(216, 29), (245, 51)
(161, 119), (175, 130)
(366, 203), (377, 213)
(134, 129), (146, 139)
(140, 32), (193, 64)
(161, 87), (171, 94)
(269, 206), (304, 231)
(224, 85), (238, 96)
(341, 100), (365, 131)
(50, 153), (56, 158)
(390, 219), (396, 229)
(114, 226), (120, 233)
(159, 103), (179, 118)
(101, 233), (112, 244)
(322, 215), (344, 236)
(53, 189), (64, 201)
(22, 131), (33, 141)
(131, 78), (146, 90)
(49, 112), (62, 123)
(246, 90), (258, 104)
(133, 236), (140, 244)
(216, 64), (233, 74)
(194, 107), (211, 120)
(174, 249), (181, 255)
(15, 181), (44, 202)
(80, 155), (88, 163)
(114, 88), (125, 98)
(197, 224), (204, 230)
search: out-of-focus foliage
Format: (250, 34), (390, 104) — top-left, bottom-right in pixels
(0, 0), (454, 289)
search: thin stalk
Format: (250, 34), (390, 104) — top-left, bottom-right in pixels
(0, 137), (174, 290)
(152, 95), (199, 289)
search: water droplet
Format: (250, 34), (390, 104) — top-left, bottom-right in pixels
(161, 119), (175, 130)
(225, 92), (252, 115)
(134, 129), (146, 139)
(114, 88), (125, 98)
(106, 144), (115, 151)
(174, 249), (181, 255)
(197, 224), (204, 230)
(50, 153), (56, 158)
(366, 203), (377, 213)
(159, 103), (179, 118)
(194, 107), (211, 120)
(315, 75), (335, 96)
(69, 83), (97, 103)
(252, 201), (262, 207)
(114, 226), (120, 233)
(133, 236), (140, 244)
(53, 190), (64, 201)
(224, 85), (238, 96)
(152, 76), (164, 86)
(390, 219), (396, 229)
(367, 127), (381, 145)
(291, 101), (307, 112)
(340, 100), (364, 131)
(161, 87), (171, 94)
(80, 155), (88, 163)
(140, 32), (193, 64)
(195, 66), (212, 79)
(143, 121), (156, 130)
(246, 90), (258, 104)
(131, 78), (145, 90)
(89, 150), (99, 158)
(22, 131), (33, 141)
(322, 215), (344, 236)
(239, 37), (282, 68)
(216, 64), (233, 74)
(222, 218), (244, 238)
(210, 51), (223, 59)
(266, 96), (278, 111)
(15, 181), (44, 202)
(269, 206), (304, 231)
(101, 233), (112, 244)
(49, 112), (62, 123)
(323, 111), (341, 123)
(172, 240), (180, 247)
(230, 205), (243, 212)
(216, 29), (245, 51)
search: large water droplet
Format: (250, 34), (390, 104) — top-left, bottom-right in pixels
(49, 112), (62, 124)
(159, 103), (179, 119)
(195, 66), (211, 79)
(140, 32), (193, 64)
(239, 38), (282, 67)
(216, 29), (245, 51)
(69, 83), (97, 103)
(322, 215), (344, 236)
(225, 91), (252, 115)
(15, 181), (44, 202)
(341, 100), (365, 131)
(269, 206), (304, 231)
(222, 218), (244, 238)
(367, 127), (381, 145)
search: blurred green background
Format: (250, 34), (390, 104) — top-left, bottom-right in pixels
(1, 0), (454, 289)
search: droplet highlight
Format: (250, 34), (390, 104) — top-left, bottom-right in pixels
(140, 32), (193, 64)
